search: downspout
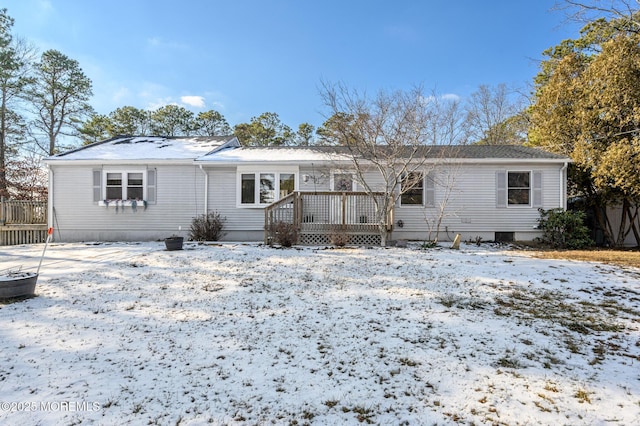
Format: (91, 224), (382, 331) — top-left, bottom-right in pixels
(47, 165), (55, 240)
(199, 165), (208, 215)
(560, 162), (568, 210)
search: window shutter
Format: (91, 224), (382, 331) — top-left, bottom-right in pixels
(496, 171), (507, 208)
(532, 170), (543, 207)
(147, 169), (156, 203)
(92, 170), (102, 202)
(425, 173), (435, 207)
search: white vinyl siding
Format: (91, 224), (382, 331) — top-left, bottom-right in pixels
(394, 164), (563, 241)
(52, 165), (203, 241)
(50, 160), (565, 243)
(496, 171), (507, 208)
(209, 167), (266, 232)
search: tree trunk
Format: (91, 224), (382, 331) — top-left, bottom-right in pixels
(592, 201), (614, 247)
(616, 198), (630, 247)
(623, 200), (640, 247)
(0, 90), (7, 199)
(380, 228), (387, 247)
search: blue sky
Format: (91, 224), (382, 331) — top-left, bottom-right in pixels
(6, 0), (582, 130)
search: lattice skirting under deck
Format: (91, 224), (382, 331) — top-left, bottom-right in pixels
(298, 233), (381, 246)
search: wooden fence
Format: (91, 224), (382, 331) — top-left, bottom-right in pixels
(0, 199), (48, 246)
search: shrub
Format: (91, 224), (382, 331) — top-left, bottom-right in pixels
(329, 226), (350, 247)
(190, 211), (227, 241)
(537, 208), (593, 249)
(270, 221), (298, 247)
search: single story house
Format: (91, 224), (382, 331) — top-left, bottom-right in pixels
(43, 136), (570, 244)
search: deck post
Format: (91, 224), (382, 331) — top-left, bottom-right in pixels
(294, 192), (301, 230)
(264, 207), (269, 244)
(342, 192), (346, 227)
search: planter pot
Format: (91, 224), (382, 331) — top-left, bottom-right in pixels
(164, 237), (184, 251)
(0, 273), (38, 299)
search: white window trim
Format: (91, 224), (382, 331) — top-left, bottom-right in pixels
(236, 166), (299, 208)
(507, 170), (532, 208)
(399, 172), (425, 207)
(99, 169), (148, 205)
(330, 170), (358, 192)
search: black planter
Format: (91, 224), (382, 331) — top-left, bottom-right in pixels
(164, 236), (184, 251)
(0, 273), (38, 299)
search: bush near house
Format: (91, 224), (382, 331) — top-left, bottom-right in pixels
(190, 211), (227, 241)
(270, 221), (298, 247)
(537, 208), (593, 249)
(329, 226), (350, 247)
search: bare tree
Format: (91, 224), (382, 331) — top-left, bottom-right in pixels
(5, 152), (47, 200)
(423, 162), (462, 243)
(424, 91), (468, 146)
(464, 83), (526, 145)
(320, 82), (461, 246)
(556, 0), (640, 28)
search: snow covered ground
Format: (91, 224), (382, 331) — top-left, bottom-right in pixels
(0, 241), (638, 425)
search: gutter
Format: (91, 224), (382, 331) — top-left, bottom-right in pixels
(199, 164), (208, 215)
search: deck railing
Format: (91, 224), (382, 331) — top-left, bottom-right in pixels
(264, 191), (391, 244)
(0, 199), (48, 245)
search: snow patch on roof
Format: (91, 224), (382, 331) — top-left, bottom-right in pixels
(197, 147), (351, 163)
(50, 136), (235, 161)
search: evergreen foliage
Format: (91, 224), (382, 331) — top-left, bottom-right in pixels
(537, 208), (594, 249)
(233, 112), (293, 146)
(27, 49), (94, 155)
(529, 9), (640, 246)
(0, 8), (34, 198)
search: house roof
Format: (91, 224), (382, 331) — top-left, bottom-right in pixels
(196, 144), (569, 163)
(415, 145), (569, 160)
(46, 135), (569, 164)
(46, 135), (238, 161)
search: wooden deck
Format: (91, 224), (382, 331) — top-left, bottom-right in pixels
(0, 199), (48, 245)
(264, 192), (392, 245)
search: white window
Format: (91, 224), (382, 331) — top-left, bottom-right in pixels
(507, 171), (531, 205)
(400, 172), (424, 205)
(94, 169), (156, 205)
(237, 168), (298, 207)
(103, 171), (146, 201)
(496, 170), (542, 208)
(330, 171), (357, 192)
